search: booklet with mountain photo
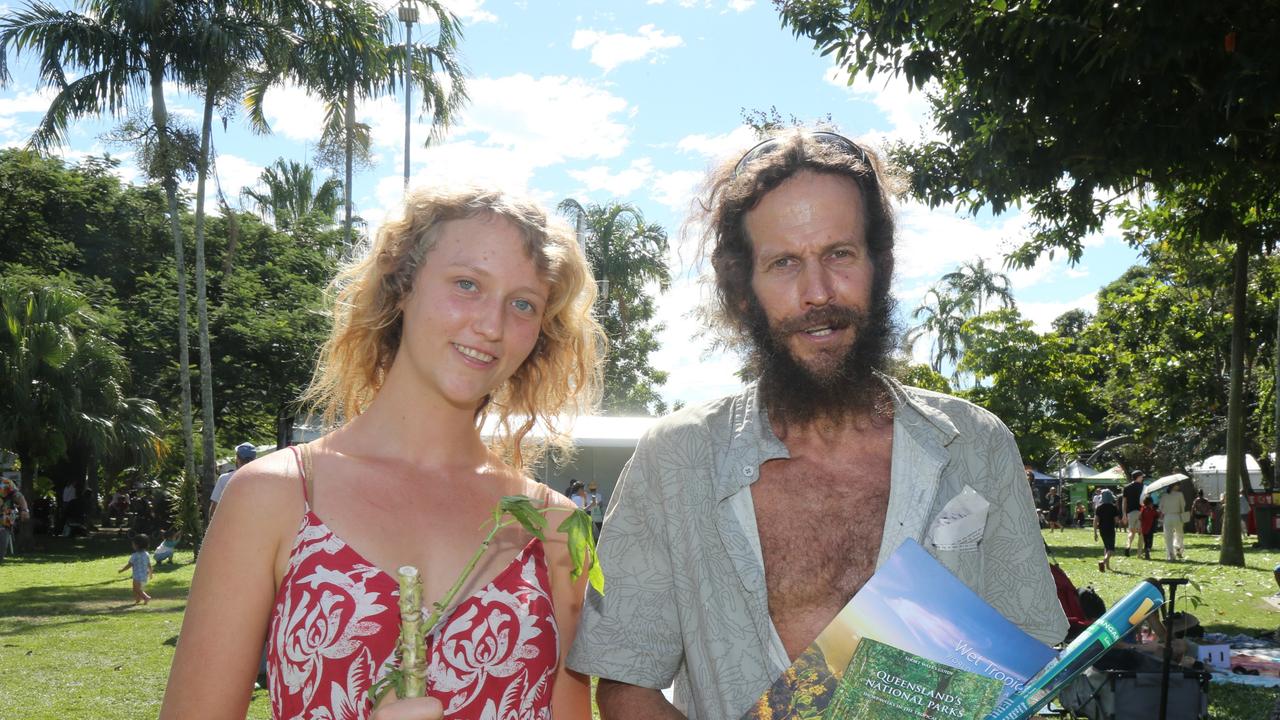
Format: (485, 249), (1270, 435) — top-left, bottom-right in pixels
(741, 539), (1166, 720)
(741, 538), (1057, 720)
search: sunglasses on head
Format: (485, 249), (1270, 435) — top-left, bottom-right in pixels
(731, 130), (870, 179)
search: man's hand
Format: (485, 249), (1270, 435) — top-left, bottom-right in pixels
(596, 679), (685, 720)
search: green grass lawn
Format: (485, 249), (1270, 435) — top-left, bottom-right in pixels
(0, 527), (1276, 719)
(0, 530), (272, 719)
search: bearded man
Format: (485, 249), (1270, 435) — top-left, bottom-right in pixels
(567, 131), (1067, 719)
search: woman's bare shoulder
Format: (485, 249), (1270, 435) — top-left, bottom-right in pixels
(514, 474), (573, 511)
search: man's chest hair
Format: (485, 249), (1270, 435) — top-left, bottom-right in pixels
(752, 454), (891, 608)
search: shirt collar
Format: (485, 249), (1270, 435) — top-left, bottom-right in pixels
(717, 374), (959, 503)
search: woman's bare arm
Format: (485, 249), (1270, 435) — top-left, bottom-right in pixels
(160, 454), (301, 719)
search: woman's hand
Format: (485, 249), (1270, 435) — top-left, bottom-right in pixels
(371, 696), (444, 720)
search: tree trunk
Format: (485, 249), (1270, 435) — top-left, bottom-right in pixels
(344, 80), (355, 250)
(151, 65), (197, 489)
(220, 195), (241, 277)
(1274, 284), (1279, 491)
(276, 405), (294, 450)
(1219, 236), (1248, 566)
(192, 87), (215, 504)
(194, 81), (217, 522)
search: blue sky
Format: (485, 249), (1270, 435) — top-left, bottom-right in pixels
(0, 0), (1143, 407)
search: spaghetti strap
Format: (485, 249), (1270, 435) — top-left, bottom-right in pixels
(288, 445), (310, 506)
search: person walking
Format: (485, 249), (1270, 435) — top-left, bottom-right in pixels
(1094, 490), (1120, 572)
(1122, 470), (1145, 556)
(1139, 496), (1159, 561)
(1046, 486), (1062, 532)
(0, 476), (30, 562)
(1191, 489), (1211, 534)
(1158, 481), (1187, 560)
(118, 534), (153, 604)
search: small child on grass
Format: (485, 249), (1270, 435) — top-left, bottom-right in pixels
(119, 534), (153, 604)
(153, 528), (181, 565)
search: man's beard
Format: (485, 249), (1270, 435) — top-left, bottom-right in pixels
(745, 292), (896, 427)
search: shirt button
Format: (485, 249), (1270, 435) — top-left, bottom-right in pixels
(743, 466), (755, 477)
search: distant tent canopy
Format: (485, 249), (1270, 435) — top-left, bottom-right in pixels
(1082, 465), (1127, 483)
(1187, 453), (1264, 499)
(1057, 460), (1098, 479)
(1027, 469), (1057, 481)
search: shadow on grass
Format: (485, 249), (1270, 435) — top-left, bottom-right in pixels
(7, 532), (136, 564)
(0, 578), (189, 629)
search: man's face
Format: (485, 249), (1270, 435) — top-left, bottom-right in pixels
(744, 170), (875, 384)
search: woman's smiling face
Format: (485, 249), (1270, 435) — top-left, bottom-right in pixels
(396, 213), (549, 410)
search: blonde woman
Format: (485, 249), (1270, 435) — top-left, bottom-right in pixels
(162, 186), (603, 720)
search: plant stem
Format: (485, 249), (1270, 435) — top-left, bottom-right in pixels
(396, 565), (426, 698)
(421, 518), (514, 634)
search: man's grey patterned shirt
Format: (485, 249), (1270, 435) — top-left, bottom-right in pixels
(568, 378), (1068, 719)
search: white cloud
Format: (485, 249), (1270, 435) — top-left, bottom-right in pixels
(260, 82), (330, 142)
(0, 87), (54, 144)
(169, 105), (200, 121)
(438, 0), (496, 23)
(569, 158), (654, 197)
(825, 66), (937, 144)
(0, 87), (55, 116)
(372, 0), (495, 23)
(894, 200), (1029, 283)
(650, 169), (704, 215)
(1020, 291), (1098, 332)
(265, 73), (632, 184)
(47, 145), (138, 184)
(356, 74), (635, 242)
(571, 24), (684, 73)
(675, 126), (757, 163)
(212, 154), (265, 201)
(651, 275), (746, 406)
(180, 153), (261, 213)
(645, 0), (747, 8)
(451, 74), (632, 164)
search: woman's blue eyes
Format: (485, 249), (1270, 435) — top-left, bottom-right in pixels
(456, 279), (537, 314)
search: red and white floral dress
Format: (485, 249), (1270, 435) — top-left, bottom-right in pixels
(266, 452), (559, 720)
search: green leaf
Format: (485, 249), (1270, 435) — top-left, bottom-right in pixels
(498, 495), (548, 540)
(557, 509), (605, 596)
(369, 665), (402, 706)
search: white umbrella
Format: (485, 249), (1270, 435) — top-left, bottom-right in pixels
(1141, 473), (1189, 501)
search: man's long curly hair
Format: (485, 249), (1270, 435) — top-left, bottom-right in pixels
(301, 185), (604, 470)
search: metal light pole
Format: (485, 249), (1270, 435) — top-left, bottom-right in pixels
(398, 0), (419, 191)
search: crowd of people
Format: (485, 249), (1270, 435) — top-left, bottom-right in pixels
(1032, 467), (1256, 576)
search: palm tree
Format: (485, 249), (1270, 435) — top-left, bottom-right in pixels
(249, 0), (467, 249)
(1, 0), (211, 487)
(940, 258), (1016, 317)
(910, 288), (967, 377)
(186, 0), (297, 497)
(557, 199), (672, 414)
(242, 158), (344, 233)
(0, 281), (159, 548)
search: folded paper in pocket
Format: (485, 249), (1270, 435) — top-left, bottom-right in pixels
(926, 485), (989, 551)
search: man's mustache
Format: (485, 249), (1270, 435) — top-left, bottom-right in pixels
(773, 305), (864, 336)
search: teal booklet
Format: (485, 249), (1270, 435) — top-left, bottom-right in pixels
(741, 539), (1164, 720)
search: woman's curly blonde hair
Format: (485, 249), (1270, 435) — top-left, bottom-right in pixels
(300, 185), (603, 470)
